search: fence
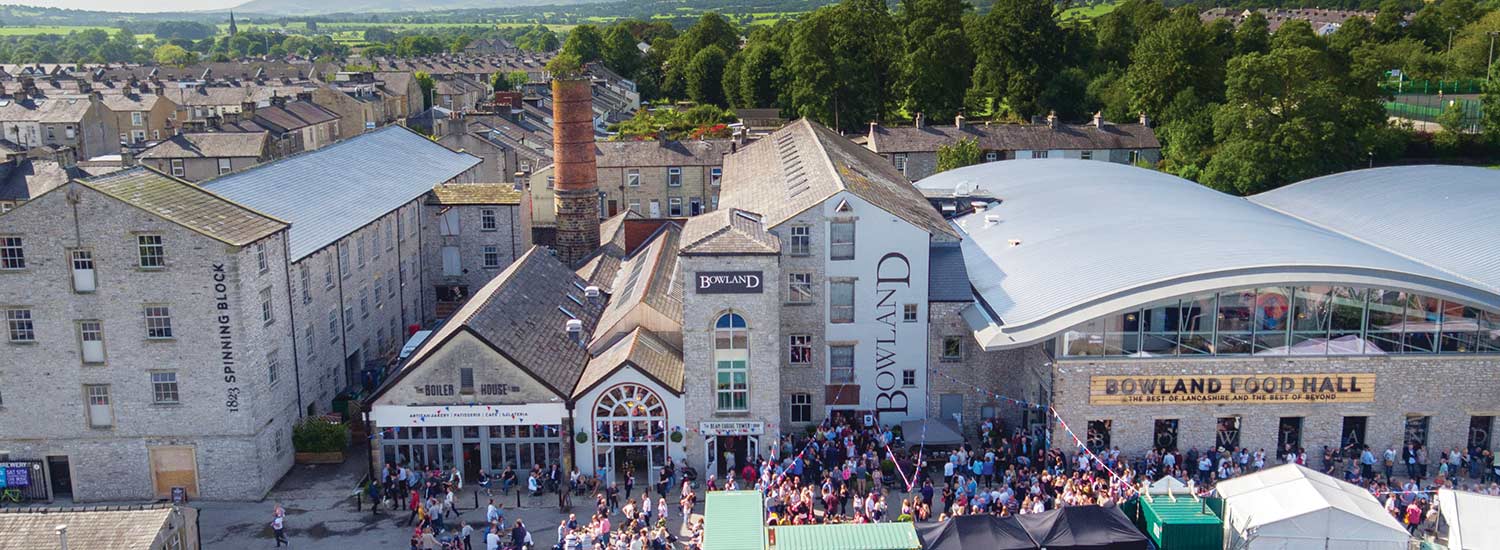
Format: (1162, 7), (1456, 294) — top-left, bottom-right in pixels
(1380, 79), (1484, 95)
(0, 461), (50, 502)
(1385, 94), (1484, 132)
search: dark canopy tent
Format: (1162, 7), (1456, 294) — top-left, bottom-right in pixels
(916, 515), (1037, 550)
(1015, 504), (1149, 550)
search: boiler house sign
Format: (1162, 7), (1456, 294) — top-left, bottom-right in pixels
(1089, 373), (1376, 405)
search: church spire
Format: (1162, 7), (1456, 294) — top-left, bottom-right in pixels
(229, 11), (238, 36)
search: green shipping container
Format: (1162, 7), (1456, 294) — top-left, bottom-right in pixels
(1139, 495), (1224, 550)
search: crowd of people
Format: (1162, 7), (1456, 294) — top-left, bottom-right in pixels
(365, 413), (1500, 549)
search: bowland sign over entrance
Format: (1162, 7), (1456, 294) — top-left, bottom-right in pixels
(695, 271), (763, 294)
(1089, 373), (1376, 405)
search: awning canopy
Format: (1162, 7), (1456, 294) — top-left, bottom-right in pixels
(916, 515), (1037, 550)
(703, 491), (766, 550)
(1147, 476), (1190, 495)
(900, 420), (964, 448)
(769, 523), (920, 550)
(1015, 504), (1150, 550)
(1436, 488), (1500, 550)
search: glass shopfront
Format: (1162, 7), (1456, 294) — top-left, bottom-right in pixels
(381, 423), (563, 476)
(1061, 285), (1500, 358)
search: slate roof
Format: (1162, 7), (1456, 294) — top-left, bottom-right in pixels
(0, 504), (183, 550)
(427, 183), (522, 205)
(575, 327), (685, 398)
(252, 100), (338, 132)
(595, 139), (732, 167)
(392, 247), (606, 399)
(867, 121), (1160, 154)
(138, 132), (268, 159)
(81, 166), (286, 246)
(719, 119), (956, 238)
(591, 224), (683, 349)
(0, 159), (78, 201)
(99, 92), (163, 112)
(0, 95), (94, 123)
(200, 125), (480, 260)
(162, 85), (306, 107)
(575, 211), (639, 292)
(928, 242), (971, 302)
(679, 208), (780, 256)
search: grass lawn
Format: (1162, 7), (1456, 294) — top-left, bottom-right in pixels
(1061, 1), (1118, 20)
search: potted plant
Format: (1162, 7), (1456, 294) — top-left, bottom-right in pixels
(293, 417), (350, 464)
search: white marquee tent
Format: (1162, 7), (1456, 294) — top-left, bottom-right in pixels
(1215, 464), (1409, 550)
(1435, 488), (1500, 550)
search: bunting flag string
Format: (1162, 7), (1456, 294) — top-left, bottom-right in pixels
(924, 365), (1138, 498)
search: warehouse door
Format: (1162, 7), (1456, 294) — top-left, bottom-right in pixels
(149, 446), (199, 499)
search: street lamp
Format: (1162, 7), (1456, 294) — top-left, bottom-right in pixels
(1488, 31), (1499, 82)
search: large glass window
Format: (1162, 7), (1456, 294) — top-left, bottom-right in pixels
(1059, 285), (1500, 359)
(1216, 290), (1255, 354)
(714, 313), (748, 412)
(1289, 286), (1331, 355)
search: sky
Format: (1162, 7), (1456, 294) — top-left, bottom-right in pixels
(10, 0), (242, 12)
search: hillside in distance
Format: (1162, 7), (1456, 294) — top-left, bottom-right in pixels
(230, 0), (614, 16)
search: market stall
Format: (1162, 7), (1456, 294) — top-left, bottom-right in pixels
(1216, 464), (1409, 550)
(1435, 488), (1500, 550)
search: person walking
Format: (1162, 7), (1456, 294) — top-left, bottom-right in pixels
(271, 505), (288, 547)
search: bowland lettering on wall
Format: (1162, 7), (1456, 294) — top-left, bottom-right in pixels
(695, 271), (763, 294)
(873, 253), (910, 419)
(1089, 373), (1377, 405)
(213, 263), (241, 413)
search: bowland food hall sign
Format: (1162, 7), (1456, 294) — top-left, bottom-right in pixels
(1089, 373), (1376, 405)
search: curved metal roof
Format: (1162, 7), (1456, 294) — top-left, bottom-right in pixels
(916, 160), (1500, 350)
(1251, 165), (1500, 297)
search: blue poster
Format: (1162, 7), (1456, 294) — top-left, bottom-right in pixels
(0, 467), (7, 488)
(8, 467), (28, 487)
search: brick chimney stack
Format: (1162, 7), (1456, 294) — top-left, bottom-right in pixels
(551, 77), (599, 266)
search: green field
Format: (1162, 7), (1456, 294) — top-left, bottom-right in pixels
(1061, 1), (1118, 20)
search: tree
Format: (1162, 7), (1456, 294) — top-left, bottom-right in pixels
(306, 20), (318, 32)
(968, 0), (1060, 120)
(507, 71), (529, 91)
(154, 21), (216, 41)
(153, 44), (195, 67)
(897, 0), (972, 121)
(1124, 9), (1226, 127)
(1094, 0), (1170, 70)
(449, 34), (472, 54)
(415, 71), (434, 110)
(685, 45), (729, 106)
(1202, 45), (1386, 195)
(788, 0), (901, 131)
(517, 25), (559, 52)
(602, 25), (641, 78)
(492, 70), (512, 91)
(1234, 11), (1270, 56)
(1373, 0), (1406, 41)
(547, 52), (584, 79)
(936, 137), (982, 172)
(663, 13), (741, 99)
(562, 24), (605, 64)
(728, 39), (787, 108)
(1433, 100), (1469, 151)
(396, 35), (444, 57)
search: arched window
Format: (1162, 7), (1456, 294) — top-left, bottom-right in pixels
(714, 312), (748, 411)
(594, 383), (666, 444)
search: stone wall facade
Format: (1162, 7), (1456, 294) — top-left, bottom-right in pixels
(418, 202), (526, 325)
(925, 305), (1052, 439)
(1051, 355), (1500, 458)
(0, 184), (295, 501)
(679, 252), (782, 475)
